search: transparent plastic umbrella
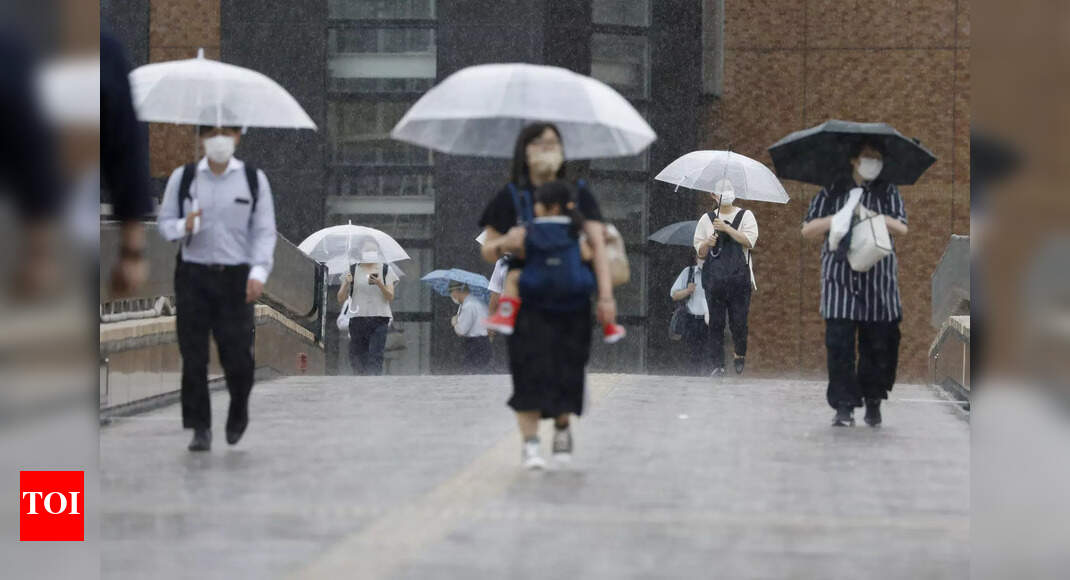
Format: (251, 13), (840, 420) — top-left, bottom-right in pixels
(655, 150), (789, 203)
(129, 49), (316, 129)
(391, 63), (656, 159)
(298, 222), (410, 276)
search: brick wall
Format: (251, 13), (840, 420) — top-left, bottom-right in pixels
(703, 0), (970, 381)
(147, 0), (221, 179)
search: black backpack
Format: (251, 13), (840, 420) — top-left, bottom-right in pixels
(701, 209), (751, 286)
(176, 162), (260, 245)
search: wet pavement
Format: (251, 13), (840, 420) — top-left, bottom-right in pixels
(101, 374), (969, 579)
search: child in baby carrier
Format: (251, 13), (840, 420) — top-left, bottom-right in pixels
(485, 181), (626, 343)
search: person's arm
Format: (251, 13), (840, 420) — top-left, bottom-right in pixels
(488, 292), (500, 316)
(884, 216), (908, 236)
(579, 235), (594, 262)
(374, 269), (397, 302)
(713, 214), (755, 249)
(481, 226), (527, 262)
(583, 220), (617, 325)
(670, 269), (693, 302)
(454, 302), (476, 336)
(882, 184), (909, 237)
(337, 274), (352, 304)
(694, 214), (717, 259)
(246, 171), (277, 303)
(801, 188), (832, 240)
(156, 168), (191, 242)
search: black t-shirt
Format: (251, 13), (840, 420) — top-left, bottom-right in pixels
(478, 180), (605, 234)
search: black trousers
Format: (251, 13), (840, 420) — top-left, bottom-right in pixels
(349, 316), (389, 375)
(175, 262), (255, 430)
(680, 314), (709, 376)
(825, 318), (901, 409)
(460, 336), (492, 374)
(705, 277), (752, 369)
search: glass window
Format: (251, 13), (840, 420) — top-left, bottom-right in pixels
(591, 150), (649, 172)
(591, 33), (649, 99)
(326, 212), (434, 242)
(330, 173), (435, 198)
(591, 180), (647, 245)
(592, 0), (650, 27)
(388, 247), (433, 313)
(329, 0), (436, 20)
(328, 28), (436, 93)
(328, 101), (433, 166)
(611, 252), (646, 317)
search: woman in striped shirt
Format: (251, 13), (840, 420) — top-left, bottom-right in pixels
(801, 141), (909, 427)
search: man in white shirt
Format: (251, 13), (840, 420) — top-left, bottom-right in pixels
(157, 124), (277, 452)
(450, 282), (491, 373)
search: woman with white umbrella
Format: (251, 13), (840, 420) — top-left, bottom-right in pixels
(657, 150), (787, 378)
(337, 242), (400, 376)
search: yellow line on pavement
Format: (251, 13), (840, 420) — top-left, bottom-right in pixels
(290, 375), (621, 580)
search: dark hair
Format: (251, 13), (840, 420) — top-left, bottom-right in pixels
(533, 180), (584, 236)
(847, 138), (887, 160)
(510, 123), (567, 188)
(198, 125), (241, 135)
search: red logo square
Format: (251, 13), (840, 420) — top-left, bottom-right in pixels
(19, 471), (84, 541)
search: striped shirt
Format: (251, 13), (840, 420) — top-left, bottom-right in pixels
(804, 180), (908, 321)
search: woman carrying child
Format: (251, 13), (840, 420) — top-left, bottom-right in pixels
(478, 124), (622, 469)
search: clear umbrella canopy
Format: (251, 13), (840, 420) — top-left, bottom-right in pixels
(129, 49), (316, 129)
(298, 223), (411, 276)
(391, 62), (656, 159)
(655, 150), (789, 204)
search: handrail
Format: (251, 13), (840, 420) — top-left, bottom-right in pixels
(100, 221), (326, 339)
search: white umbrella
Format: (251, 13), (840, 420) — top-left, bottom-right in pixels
(654, 150), (789, 203)
(129, 49), (316, 129)
(298, 223), (411, 276)
(390, 63), (655, 159)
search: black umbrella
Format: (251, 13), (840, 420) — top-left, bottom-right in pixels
(768, 119), (937, 186)
(648, 220), (699, 247)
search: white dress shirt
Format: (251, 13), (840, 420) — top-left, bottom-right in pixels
(454, 294), (489, 337)
(157, 156), (277, 283)
(692, 207), (759, 290)
(670, 265), (708, 318)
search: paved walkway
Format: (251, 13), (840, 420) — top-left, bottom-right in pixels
(101, 375), (969, 579)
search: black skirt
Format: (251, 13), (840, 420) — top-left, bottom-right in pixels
(507, 303), (593, 418)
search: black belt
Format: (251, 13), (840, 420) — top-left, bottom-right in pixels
(182, 261), (248, 273)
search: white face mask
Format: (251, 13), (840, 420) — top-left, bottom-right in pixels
(857, 157), (883, 181)
(203, 134), (236, 163)
(361, 250), (379, 263)
(528, 149), (564, 175)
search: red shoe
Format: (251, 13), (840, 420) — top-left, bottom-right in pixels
(603, 323), (627, 344)
(485, 296), (520, 335)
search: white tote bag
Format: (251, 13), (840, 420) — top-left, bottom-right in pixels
(847, 205), (893, 272)
(336, 298), (358, 331)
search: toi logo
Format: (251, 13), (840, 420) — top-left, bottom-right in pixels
(19, 471), (84, 541)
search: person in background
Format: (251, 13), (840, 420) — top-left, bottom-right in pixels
(157, 124), (277, 452)
(693, 179), (759, 378)
(670, 248), (709, 376)
(449, 281), (491, 373)
(101, 31), (153, 296)
(801, 140), (908, 427)
(338, 245), (399, 376)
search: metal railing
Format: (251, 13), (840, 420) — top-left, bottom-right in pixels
(100, 221), (327, 341)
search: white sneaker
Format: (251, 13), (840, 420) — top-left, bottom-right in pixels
(552, 427), (573, 462)
(521, 438), (546, 470)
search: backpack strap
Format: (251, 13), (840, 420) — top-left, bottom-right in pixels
(177, 163), (197, 218)
(382, 263), (389, 280)
(508, 183), (534, 224)
(244, 165), (260, 214)
(686, 265), (695, 284)
(730, 210), (751, 265)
